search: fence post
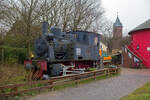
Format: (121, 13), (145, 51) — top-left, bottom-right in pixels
(116, 68), (119, 74)
(115, 68), (117, 74)
(75, 77), (79, 87)
(1, 47), (4, 64)
(107, 69), (110, 76)
(75, 80), (78, 87)
(12, 86), (18, 96)
(104, 69), (107, 75)
(49, 81), (53, 91)
(93, 72), (96, 80)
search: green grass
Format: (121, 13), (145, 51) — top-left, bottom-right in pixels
(121, 82), (150, 100)
(88, 68), (97, 71)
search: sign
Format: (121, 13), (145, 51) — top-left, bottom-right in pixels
(76, 48), (81, 55)
(99, 49), (102, 56)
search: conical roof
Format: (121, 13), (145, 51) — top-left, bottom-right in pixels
(113, 16), (122, 27)
(129, 19), (150, 34)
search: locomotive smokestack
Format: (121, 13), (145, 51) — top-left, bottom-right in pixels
(42, 22), (48, 35)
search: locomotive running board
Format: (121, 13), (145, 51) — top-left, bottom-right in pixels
(61, 64), (85, 76)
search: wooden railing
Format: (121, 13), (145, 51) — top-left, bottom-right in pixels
(0, 68), (120, 98)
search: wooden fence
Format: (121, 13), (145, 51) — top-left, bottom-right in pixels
(0, 67), (120, 98)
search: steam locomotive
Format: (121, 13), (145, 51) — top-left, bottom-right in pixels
(24, 22), (101, 79)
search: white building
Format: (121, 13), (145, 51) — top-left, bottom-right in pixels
(100, 42), (108, 52)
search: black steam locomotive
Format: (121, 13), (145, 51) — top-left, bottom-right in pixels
(24, 22), (101, 79)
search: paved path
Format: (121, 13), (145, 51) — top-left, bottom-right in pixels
(28, 68), (150, 100)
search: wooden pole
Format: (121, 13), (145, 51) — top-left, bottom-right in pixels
(1, 34), (4, 64)
(1, 47), (4, 64)
(1, 35), (4, 64)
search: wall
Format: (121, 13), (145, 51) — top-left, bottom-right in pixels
(131, 29), (150, 68)
(72, 31), (100, 60)
(112, 26), (122, 49)
(113, 26), (122, 38)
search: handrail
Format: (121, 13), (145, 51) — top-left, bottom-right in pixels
(129, 46), (147, 62)
(125, 45), (143, 62)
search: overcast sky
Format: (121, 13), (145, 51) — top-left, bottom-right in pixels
(102, 0), (150, 36)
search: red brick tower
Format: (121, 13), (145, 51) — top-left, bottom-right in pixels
(112, 15), (123, 49)
(113, 15), (123, 38)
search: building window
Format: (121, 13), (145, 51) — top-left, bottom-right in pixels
(76, 48), (81, 56)
(147, 47), (150, 51)
(83, 34), (87, 40)
(134, 57), (139, 63)
(128, 52), (132, 58)
(125, 48), (127, 53)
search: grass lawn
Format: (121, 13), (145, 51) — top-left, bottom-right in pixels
(121, 82), (150, 100)
(0, 64), (27, 85)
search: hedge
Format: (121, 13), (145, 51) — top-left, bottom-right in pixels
(0, 46), (28, 64)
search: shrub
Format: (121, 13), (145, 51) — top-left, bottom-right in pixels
(0, 46), (28, 64)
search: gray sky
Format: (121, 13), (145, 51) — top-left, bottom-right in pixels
(102, 0), (150, 36)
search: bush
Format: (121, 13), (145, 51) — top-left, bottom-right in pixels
(0, 46), (28, 64)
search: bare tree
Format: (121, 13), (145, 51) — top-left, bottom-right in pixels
(69, 0), (104, 31)
(40, 0), (105, 32)
(0, 0), (46, 55)
(1, 0), (106, 56)
(98, 19), (114, 52)
(121, 35), (131, 47)
(1, 0), (105, 32)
